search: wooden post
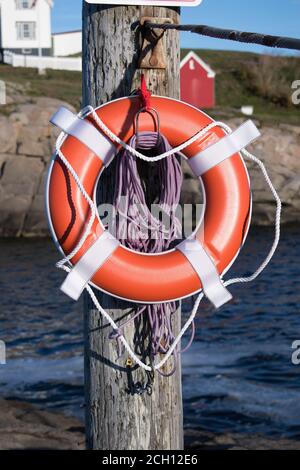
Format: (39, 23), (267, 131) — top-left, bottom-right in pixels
(82, 3), (182, 450)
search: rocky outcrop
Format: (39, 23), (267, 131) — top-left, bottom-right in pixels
(0, 398), (299, 450)
(0, 398), (84, 450)
(181, 118), (300, 226)
(185, 428), (300, 451)
(248, 123), (300, 225)
(0, 97), (72, 236)
(0, 101), (299, 237)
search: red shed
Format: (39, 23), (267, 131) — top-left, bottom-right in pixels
(180, 51), (216, 109)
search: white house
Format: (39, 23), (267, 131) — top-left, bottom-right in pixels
(0, 0), (53, 58)
(52, 30), (82, 57)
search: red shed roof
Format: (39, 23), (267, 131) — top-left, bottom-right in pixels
(180, 51), (216, 78)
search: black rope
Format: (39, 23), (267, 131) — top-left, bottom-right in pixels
(143, 23), (300, 52)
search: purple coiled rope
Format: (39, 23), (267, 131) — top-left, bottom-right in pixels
(112, 132), (182, 252)
(110, 131), (194, 374)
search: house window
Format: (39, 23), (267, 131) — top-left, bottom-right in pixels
(16, 22), (36, 40)
(189, 59), (195, 70)
(15, 0), (31, 9)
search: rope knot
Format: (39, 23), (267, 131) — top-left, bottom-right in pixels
(109, 328), (122, 340)
(138, 74), (151, 111)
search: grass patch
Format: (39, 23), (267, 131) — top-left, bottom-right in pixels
(0, 64), (82, 109)
(1, 49), (299, 124)
(181, 49), (300, 125)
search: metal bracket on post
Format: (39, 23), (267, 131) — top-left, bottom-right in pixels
(139, 17), (173, 69)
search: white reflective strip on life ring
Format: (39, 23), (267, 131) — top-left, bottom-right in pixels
(61, 231), (120, 301)
(176, 238), (232, 308)
(188, 120), (260, 177)
(50, 106), (116, 166)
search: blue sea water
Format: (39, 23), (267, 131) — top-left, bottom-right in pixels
(0, 225), (299, 439)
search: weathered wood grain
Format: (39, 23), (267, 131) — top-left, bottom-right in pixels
(82, 4), (183, 450)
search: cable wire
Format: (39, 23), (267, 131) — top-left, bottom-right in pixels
(143, 23), (300, 51)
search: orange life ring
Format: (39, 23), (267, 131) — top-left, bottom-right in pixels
(47, 96), (253, 304)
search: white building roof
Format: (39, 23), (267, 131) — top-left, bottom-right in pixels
(32, 0), (54, 6)
(0, 0), (54, 6)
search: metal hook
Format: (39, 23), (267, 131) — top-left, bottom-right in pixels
(134, 107), (161, 149)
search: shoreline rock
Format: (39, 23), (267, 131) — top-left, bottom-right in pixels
(181, 119), (300, 227)
(0, 398), (84, 450)
(185, 428), (300, 451)
(0, 96), (72, 237)
(1, 398), (300, 450)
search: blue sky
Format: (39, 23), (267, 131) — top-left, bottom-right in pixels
(52, 0), (300, 54)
